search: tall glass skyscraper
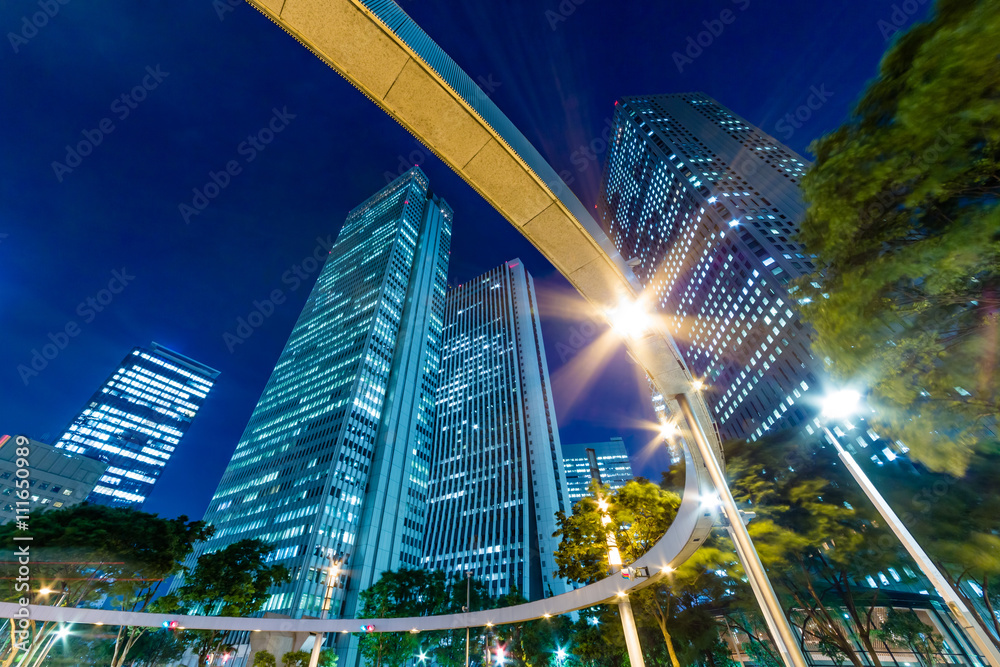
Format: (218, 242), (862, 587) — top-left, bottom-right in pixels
(186, 168), (451, 633)
(422, 260), (569, 600)
(597, 93), (821, 443)
(53, 342), (218, 507)
(562, 437), (633, 505)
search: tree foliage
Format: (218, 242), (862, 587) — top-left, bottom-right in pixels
(252, 650), (278, 667)
(162, 538), (290, 666)
(357, 568), (448, 667)
(0, 503), (210, 667)
(795, 0), (1000, 474)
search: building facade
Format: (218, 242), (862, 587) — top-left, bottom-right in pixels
(422, 260), (570, 600)
(562, 437), (633, 505)
(52, 342), (218, 507)
(0, 434), (108, 523)
(597, 93), (821, 443)
(185, 168), (451, 636)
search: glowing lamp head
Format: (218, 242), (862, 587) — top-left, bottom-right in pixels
(660, 421), (679, 439)
(691, 379), (704, 392)
(608, 300), (653, 339)
(56, 627), (70, 639)
(557, 648), (567, 660)
(418, 652), (428, 663)
(39, 587), (52, 595)
(822, 389), (861, 419)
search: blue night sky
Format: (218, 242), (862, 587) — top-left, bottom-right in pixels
(0, 0), (930, 519)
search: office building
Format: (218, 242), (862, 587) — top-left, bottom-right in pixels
(597, 93), (821, 443)
(0, 434), (108, 523)
(52, 343), (218, 506)
(422, 260), (570, 600)
(562, 437), (633, 505)
(184, 168), (451, 637)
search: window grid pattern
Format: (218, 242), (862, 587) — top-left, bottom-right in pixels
(597, 93), (821, 442)
(53, 343), (218, 507)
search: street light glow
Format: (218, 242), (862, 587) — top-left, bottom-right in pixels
(660, 421), (679, 439)
(556, 648), (567, 661)
(39, 587), (52, 595)
(822, 389), (861, 419)
(608, 300), (652, 339)
(691, 379), (704, 391)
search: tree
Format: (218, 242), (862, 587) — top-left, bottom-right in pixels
(282, 650), (311, 667)
(252, 650), (278, 667)
(161, 538), (289, 665)
(795, 0), (1000, 474)
(357, 568), (447, 667)
(872, 609), (945, 667)
(862, 441), (1000, 651)
(424, 573), (492, 667)
(554, 478), (743, 667)
(0, 503), (211, 667)
(726, 434), (913, 667)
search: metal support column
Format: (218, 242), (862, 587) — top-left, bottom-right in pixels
(618, 594), (646, 667)
(823, 427), (1000, 667)
(676, 393), (808, 667)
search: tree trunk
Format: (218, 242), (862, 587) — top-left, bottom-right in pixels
(982, 575), (1000, 646)
(941, 567), (1000, 653)
(650, 592), (681, 667)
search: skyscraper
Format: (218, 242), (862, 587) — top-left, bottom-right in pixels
(186, 168), (451, 631)
(562, 437), (633, 505)
(597, 93), (821, 443)
(0, 435), (108, 523)
(52, 342), (218, 507)
(422, 260), (570, 600)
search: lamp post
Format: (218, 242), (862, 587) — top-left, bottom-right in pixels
(307, 557), (341, 667)
(820, 390), (1000, 667)
(463, 570), (471, 667)
(609, 298), (807, 667)
(596, 495), (646, 667)
(674, 393), (809, 667)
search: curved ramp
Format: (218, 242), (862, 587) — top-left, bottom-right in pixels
(0, 0), (727, 631)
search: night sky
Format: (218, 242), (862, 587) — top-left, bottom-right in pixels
(0, 0), (931, 520)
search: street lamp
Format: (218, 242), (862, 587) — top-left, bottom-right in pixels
(607, 299), (653, 339)
(819, 390), (1000, 667)
(307, 557), (342, 667)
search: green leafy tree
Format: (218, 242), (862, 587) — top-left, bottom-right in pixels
(727, 435), (912, 667)
(872, 609), (945, 667)
(555, 478), (743, 667)
(861, 443), (1000, 651)
(252, 650), (278, 667)
(424, 573), (492, 667)
(163, 538), (290, 665)
(0, 503), (210, 667)
(357, 568), (447, 667)
(795, 0), (1000, 474)
(282, 649), (311, 667)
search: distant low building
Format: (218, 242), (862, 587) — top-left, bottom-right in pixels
(0, 434), (108, 524)
(562, 437), (634, 505)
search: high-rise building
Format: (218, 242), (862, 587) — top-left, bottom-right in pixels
(561, 437), (633, 505)
(0, 434), (108, 523)
(185, 168), (451, 635)
(52, 343), (218, 507)
(597, 93), (821, 443)
(422, 260), (570, 600)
